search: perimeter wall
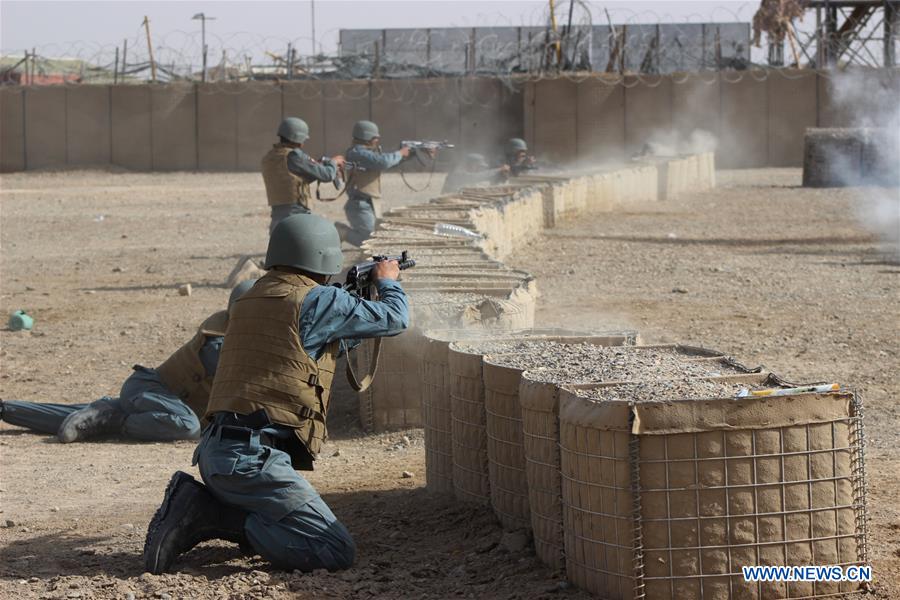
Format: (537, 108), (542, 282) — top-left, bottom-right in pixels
(2, 69), (897, 173)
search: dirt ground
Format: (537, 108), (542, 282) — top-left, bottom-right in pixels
(1, 168), (898, 599)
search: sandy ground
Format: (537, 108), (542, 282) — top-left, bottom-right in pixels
(1, 168), (898, 599)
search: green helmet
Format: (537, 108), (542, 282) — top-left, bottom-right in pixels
(228, 278), (257, 310)
(278, 117), (310, 144)
(265, 214), (343, 275)
(352, 120), (380, 142)
(506, 137), (528, 155)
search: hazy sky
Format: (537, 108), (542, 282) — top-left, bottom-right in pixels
(2, 1), (759, 62)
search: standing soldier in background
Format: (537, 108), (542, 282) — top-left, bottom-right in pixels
(441, 153), (510, 194)
(144, 213), (409, 574)
(0, 281), (255, 443)
(339, 120), (411, 247)
(262, 117), (345, 234)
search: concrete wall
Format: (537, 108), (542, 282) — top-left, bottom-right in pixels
(197, 83), (238, 170)
(575, 76), (625, 163)
(624, 75), (673, 156)
(672, 73), (721, 147)
(111, 86), (152, 170)
(66, 86), (110, 166)
(767, 70), (817, 167)
(24, 86), (67, 169)
(719, 73), (768, 168)
(2, 70), (894, 172)
(529, 79), (578, 164)
(0, 87), (25, 172)
(236, 84), (282, 170)
(150, 85), (197, 171)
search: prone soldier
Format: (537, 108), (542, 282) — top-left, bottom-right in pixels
(0, 281), (255, 443)
(143, 213), (409, 574)
(262, 117), (345, 234)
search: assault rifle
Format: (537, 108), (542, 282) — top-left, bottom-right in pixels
(401, 140), (455, 151)
(336, 251), (416, 393)
(338, 251), (416, 298)
(510, 162), (539, 176)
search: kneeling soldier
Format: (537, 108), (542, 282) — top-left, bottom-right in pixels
(0, 281), (255, 443)
(143, 213), (409, 574)
(340, 120), (411, 246)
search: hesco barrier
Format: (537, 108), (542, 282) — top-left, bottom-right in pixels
(424, 328), (599, 496)
(448, 341), (492, 505)
(558, 376), (868, 600)
(514, 345), (758, 569)
(482, 334), (644, 531)
(357, 155), (715, 433)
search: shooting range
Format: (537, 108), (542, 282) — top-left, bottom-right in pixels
(1, 1), (898, 598)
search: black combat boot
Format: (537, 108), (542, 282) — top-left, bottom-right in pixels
(143, 471), (250, 574)
(57, 397), (125, 443)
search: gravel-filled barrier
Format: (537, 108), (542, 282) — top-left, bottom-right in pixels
(505, 346), (759, 569)
(358, 156), (714, 433)
(348, 154), (869, 598)
(559, 377), (867, 599)
(445, 334), (641, 509)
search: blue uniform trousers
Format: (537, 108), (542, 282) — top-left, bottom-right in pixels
(193, 418), (355, 572)
(342, 196), (376, 246)
(1, 368), (201, 441)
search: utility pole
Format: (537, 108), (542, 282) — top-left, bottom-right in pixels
(114, 46), (119, 84)
(548, 0), (561, 67)
(122, 39), (128, 80)
(192, 12), (216, 82)
(143, 16), (157, 83)
(311, 0), (317, 56)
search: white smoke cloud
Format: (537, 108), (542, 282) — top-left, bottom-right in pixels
(824, 70), (900, 257)
(642, 128), (718, 157)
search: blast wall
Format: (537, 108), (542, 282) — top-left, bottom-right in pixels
(66, 86), (110, 166)
(4, 70), (891, 171)
(356, 155), (715, 438)
(372, 148), (867, 598)
(0, 87), (25, 172)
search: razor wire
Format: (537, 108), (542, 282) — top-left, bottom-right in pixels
(1, 2), (896, 97)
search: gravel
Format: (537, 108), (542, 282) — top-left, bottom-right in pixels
(574, 378), (758, 402)
(454, 342), (746, 383)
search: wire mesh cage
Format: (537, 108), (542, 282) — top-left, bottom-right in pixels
(559, 382), (868, 600)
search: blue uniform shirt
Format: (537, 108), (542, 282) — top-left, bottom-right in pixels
(286, 148), (338, 183)
(261, 277), (409, 469)
(345, 144), (404, 202)
(298, 278), (409, 359)
(199, 336), (224, 376)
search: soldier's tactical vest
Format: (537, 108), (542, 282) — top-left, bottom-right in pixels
(205, 270), (338, 459)
(261, 145), (312, 208)
(347, 145), (382, 199)
(156, 310), (229, 421)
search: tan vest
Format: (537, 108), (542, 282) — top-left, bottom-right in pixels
(156, 310), (229, 422)
(261, 145), (312, 208)
(205, 270), (338, 459)
(347, 145), (382, 199)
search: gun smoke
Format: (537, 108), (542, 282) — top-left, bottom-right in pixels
(825, 70), (900, 258)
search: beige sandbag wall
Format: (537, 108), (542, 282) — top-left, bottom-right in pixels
(351, 151), (868, 598)
(517, 347), (759, 569)
(559, 379), (867, 599)
(359, 155), (713, 433)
